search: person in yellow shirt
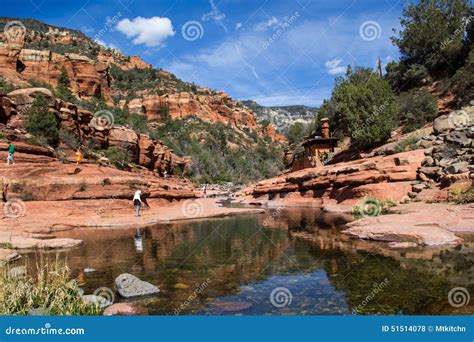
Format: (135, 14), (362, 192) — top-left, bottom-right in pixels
(75, 149), (83, 165)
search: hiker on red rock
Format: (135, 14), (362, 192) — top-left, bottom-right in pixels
(133, 190), (142, 217)
(6, 142), (15, 166)
(76, 149), (83, 165)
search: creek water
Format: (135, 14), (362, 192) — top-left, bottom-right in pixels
(22, 208), (474, 315)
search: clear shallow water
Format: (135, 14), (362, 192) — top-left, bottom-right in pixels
(21, 208), (474, 315)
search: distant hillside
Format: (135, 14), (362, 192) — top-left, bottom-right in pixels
(242, 100), (318, 133)
(0, 17), (286, 184)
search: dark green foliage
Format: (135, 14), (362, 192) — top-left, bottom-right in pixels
(110, 65), (213, 97)
(451, 49), (474, 105)
(385, 62), (430, 91)
(0, 77), (15, 94)
(287, 122), (308, 145)
(102, 147), (132, 170)
(328, 67), (399, 149)
(55, 67), (76, 103)
(25, 94), (59, 147)
(152, 117), (283, 184)
(397, 89), (438, 132)
(391, 0), (472, 76)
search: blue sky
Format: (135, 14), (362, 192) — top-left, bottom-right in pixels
(2, 0), (403, 106)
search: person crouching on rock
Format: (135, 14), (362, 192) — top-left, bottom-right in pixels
(6, 141), (15, 166)
(133, 190), (142, 217)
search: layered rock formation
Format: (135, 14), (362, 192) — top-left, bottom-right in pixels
(0, 34), (113, 103)
(241, 150), (426, 211)
(1, 88), (187, 174)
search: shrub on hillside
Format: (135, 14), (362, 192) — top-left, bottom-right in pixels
(330, 67), (399, 149)
(451, 49), (474, 106)
(397, 89), (438, 133)
(102, 147), (132, 170)
(25, 94), (59, 147)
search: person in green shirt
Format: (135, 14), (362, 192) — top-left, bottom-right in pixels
(7, 142), (15, 166)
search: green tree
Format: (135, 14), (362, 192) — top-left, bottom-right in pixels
(287, 122), (307, 145)
(26, 94), (59, 147)
(397, 89), (438, 132)
(331, 67), (399, 149)
(56, 67), (76, 102)
(391, 0), (472, 76)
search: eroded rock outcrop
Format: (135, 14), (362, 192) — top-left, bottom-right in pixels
(0, 88), (187, 173)
(242, 150), (425, 210)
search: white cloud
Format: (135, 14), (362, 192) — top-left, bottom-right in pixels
(202, 0), (227, 32)
(94, 38), (118, 50)
(255, 17), (280, 31)
(165, 10), (400, 106)
(116, 16), (175, 47)
(235, 22), (242, 30)
(325, 58), (346, 75)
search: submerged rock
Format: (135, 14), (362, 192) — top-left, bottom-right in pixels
(103, 303), (149, 316)
(209, 300), (253, 312)
(115, 273), (160, 298)
(81, 294), (113, 308)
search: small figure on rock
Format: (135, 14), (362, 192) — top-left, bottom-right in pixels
(75, 149), (83, 165)
(133, 190), (142, 217)
(6, 141), (15, 166)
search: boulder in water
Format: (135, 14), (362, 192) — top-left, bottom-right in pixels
(115, 273), (160, 298)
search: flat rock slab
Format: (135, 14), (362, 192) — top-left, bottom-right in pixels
(343, 204), (472, 246)
(115, 273), (160, 298)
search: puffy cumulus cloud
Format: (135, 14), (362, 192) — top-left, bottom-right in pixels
(116, 16), (175, 47)
(325, 58), (346, 75)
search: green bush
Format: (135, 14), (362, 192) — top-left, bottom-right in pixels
(25, 95), (59, 147)
(451, 49), (474, 106)
(0, 77), (15, 94)
(102, 147), (132, 170)
(449, 185), (474, 204)
(397, 89), (438, 133)
(55, 67), (76, 103)
(330, 67), (398, 149)
(393, 135), (422, 153)
(287, 122), (308, 145)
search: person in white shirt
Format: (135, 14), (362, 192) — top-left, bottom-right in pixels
(133, 190), (142, 217)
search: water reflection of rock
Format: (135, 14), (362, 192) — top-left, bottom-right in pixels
(22, 209), (473, 315)
(275, 209), (474, 314)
